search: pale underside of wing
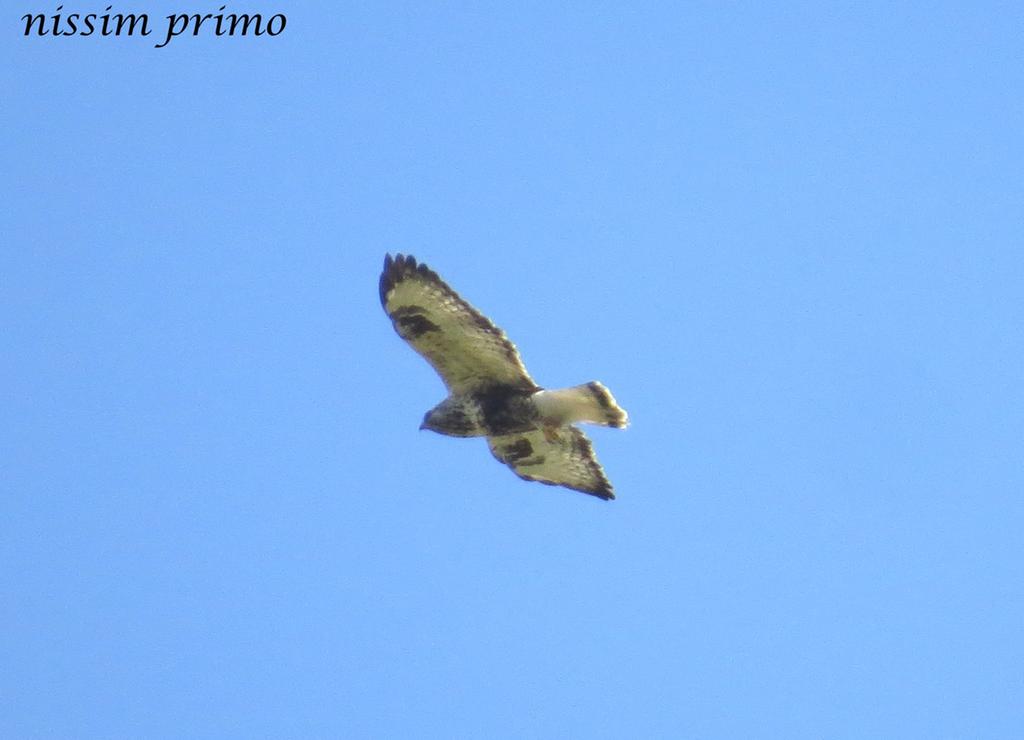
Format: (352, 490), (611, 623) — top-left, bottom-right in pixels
(380, 254), (537, 394)
(488, 427), (615, 500)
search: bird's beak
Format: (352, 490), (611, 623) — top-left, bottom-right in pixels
(419, 421), (427, 431)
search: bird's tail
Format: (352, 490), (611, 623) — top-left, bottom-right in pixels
(536, 381), (629, 428)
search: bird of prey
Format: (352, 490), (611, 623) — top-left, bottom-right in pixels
(379, 253), (628, 499)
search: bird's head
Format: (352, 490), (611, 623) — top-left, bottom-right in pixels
(419, 399), (475, 437)
(419, 410), (439, 432)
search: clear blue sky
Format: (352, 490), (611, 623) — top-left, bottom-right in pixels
(3, 2), (1022, 737)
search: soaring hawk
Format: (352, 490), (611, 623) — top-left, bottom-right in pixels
(379, 253), (628, 500)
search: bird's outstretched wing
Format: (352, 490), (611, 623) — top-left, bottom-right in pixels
(488, 427), (614, 500)
(380, 254), (537, 393)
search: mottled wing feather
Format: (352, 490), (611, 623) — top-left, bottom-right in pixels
(380, 254), (537, 393)
(488, 427), (615, 500)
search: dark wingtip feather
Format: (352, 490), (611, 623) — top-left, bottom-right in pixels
(379, 252), (416, 307)
(567, 479), (615, 500)
(380, 252), (452, 311)
(530, 474), (615, 500)
(587, 470), (615, 501)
